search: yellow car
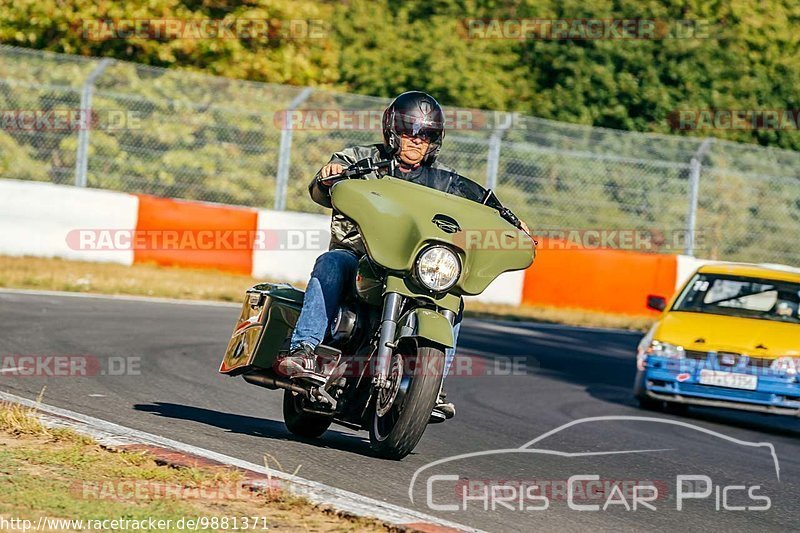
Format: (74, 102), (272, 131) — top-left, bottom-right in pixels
(634, 263), (800, 415)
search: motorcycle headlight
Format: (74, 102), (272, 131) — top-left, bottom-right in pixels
(645, 340), (686, 359)
(415, 246), (461, 292)
(770, 357), (799, 376)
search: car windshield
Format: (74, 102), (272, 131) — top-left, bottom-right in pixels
(673, 273), (800, 324)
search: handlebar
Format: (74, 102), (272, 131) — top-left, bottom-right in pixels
(500, 208), (535, 244)
(317, 158), (393, 184)
(499, 207), (521, 229)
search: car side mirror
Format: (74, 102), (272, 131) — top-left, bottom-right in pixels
(647, 295), (667, 312)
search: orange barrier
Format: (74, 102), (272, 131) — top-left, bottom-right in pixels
(133, 194), (258, 274)
(130, 193), (679, 315)
(522, 238), (678, 316)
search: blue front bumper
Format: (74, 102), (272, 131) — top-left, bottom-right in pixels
(638, 355), (800, 415)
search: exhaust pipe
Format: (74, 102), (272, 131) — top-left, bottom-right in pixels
(243, 372), (309, 396)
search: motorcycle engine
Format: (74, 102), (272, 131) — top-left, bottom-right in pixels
(329, 306), (358, 344)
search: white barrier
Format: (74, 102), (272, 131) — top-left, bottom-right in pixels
(676, 255), (728, 289)
(251, 209), (332, 283)
(465, 271), (526, 306)
(3, 178), (717, 309)
(0, 179), (137, 265)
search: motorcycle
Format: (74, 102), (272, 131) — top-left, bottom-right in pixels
(219, 159), (535, 459)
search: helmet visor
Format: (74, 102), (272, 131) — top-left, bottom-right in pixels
(391, 112), (444, 143)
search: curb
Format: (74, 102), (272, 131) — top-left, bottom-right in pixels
(0, 287), (240, 308)
(0, 391), (483, 533)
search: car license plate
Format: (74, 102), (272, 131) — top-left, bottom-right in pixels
(698, 369), (757, 390)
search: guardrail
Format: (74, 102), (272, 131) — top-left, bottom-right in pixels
(0, 45), (798, 267)
(0, 178), (714, 315)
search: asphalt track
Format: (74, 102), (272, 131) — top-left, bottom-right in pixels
(1, 290), (798, 532)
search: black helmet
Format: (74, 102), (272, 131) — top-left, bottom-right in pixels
(382, 91), (445, 164)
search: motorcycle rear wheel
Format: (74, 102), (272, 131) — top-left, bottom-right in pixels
(369, 345), (444, 460)
(283, 390), (332, 438)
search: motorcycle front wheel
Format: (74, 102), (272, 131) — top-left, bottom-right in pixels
(369, 345), (444, 460)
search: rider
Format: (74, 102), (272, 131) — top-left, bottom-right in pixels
(277, 90), (524, 420)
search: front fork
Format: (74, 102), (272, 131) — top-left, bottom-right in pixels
(438, 309), (456, 399)
(372, 292), (457, 390)
(373, 292), (403, 389)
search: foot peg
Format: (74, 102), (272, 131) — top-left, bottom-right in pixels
(429, 391), (455, 424)
(428, 410), (447, 424)
(314, 344), (342, 386)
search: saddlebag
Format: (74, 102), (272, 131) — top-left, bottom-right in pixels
(218, 283), (304, 375)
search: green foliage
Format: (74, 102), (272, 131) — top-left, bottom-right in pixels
(330, 0), (800, 150)
(0, 0), (339, 86)
(0, 0), (798, 265)
(0, 0), (798, 147)
(0, 131), (51, 181)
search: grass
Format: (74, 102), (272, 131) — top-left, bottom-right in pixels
(0, 254), (654, 331)
(0, 255), (260, 302)
(462, 302), (655, 331)
(0, 401), (390, 532)
(0, 401), (59, 438)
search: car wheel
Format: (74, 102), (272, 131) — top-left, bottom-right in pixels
(636, 396), (664, 411)
(633, 370), (661, 411)
(664, 401), (689, 416)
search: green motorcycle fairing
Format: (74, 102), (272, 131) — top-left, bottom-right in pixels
(384, 275), (462, 314)
(330, 177), (534, 296)
(397, 307), (455, 349)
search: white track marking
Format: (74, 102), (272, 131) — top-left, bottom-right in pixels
(0, 391), (481, 533)
(0, 288), (239, 308)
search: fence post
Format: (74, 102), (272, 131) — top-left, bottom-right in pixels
(74, 58), (113, 187)
(684, 137), (714, 256)
(485, 116), (511, 190)
(274, 87), (313, 210)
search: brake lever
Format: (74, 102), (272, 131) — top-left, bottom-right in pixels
(317, 159), (393, 185)
(500, 207), (537, 244)
(316, 168), (350, 185)
(500, 207), (520, 229)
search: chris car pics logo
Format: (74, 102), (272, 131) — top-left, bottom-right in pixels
(409, 416), (778, 512)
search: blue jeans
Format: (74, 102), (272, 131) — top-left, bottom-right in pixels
(291, 249), (359, 351)
(291, 249), (462, 378)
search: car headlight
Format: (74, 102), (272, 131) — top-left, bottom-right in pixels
(645, 340), (686, 359)
(636, 325), (656, 356)
(636, 326), (657, 370)
(415, 246), (461, 292)
(770, 357), (799, 376)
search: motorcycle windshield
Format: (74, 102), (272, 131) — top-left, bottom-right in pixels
(330, 177), (534, 295)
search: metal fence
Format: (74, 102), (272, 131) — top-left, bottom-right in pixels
(1, 44), (798, 265)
